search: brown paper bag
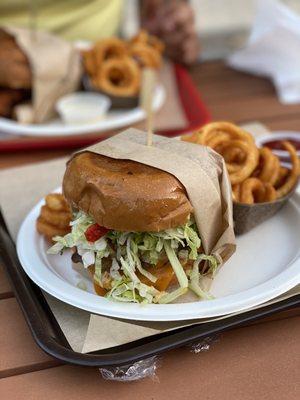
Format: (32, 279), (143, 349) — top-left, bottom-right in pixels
(2, 26), (82, 123)
(72, 128), (236, 265)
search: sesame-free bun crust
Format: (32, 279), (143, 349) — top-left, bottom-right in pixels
(63, 152), (192, 232)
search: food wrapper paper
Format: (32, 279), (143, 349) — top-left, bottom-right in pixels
(2, 26), (82, 123)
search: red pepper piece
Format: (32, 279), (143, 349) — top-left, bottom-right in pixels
(85, 223), (110, 242)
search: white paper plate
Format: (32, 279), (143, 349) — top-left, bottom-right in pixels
(0, 85), (165, 137)
(17, 192), (300, 321)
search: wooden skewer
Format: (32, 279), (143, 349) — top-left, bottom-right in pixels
(140, 68), (157, 147)
(28, 0), (38, 43)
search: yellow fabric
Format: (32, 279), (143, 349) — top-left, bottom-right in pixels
(0, 0), (123, 41)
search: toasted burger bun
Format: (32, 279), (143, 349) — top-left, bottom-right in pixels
(63, 152), (193, 232)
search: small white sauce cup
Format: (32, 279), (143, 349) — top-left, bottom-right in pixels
(56, 92), (111, 125)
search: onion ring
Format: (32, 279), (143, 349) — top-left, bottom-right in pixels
(130, 43), (162, 69)
(130, 29), (165, 53)
(94, 37), (128, 65)
(40, 205), (72, 229)
(276, 141), (300, 198)
(82, 49), (97, 77)
(36, 216), (70, 241)
(96, 57), (141, 97)
(45, 193), (70, 212)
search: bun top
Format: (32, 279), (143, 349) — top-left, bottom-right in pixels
(63, 152), (193, 232)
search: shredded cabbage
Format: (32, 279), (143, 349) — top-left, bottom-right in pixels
(188, 255), (217, 300)
(47, 211), (218, 304)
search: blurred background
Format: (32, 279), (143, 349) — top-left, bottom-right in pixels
(122, 0), (300, 59)
(1, 0), (300, 152)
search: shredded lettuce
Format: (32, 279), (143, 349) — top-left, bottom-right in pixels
(163, 241), (188, 288)
(47, 210), (218, 304)
(157, 287), (188, 304)
(106, 278), (160, 304)
(188, 255), (217, 300)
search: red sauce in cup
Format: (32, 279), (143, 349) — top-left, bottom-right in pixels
(264, 139), (300, 151)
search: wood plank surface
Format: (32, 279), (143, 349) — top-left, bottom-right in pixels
(0, 298), (61, 378)
(1, 317), (299, 400)
(0, 265), (13, 299)
(191, 62), (300, 124)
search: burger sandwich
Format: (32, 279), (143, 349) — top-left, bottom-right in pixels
(48, 152), (218, 304)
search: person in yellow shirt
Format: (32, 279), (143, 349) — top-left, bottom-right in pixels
(0, 0), (198, 64)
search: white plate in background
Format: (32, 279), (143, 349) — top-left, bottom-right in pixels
(0, 85), (165, 137)
(16, 190), (300, 321)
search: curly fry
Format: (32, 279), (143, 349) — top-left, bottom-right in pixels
(218, 140), (259, 185)
(181, 132), (200, 143)
(232, 184), (241, 202)
(262, 183), (277, 202)
(239, 178), (266, 204)
(222, 147), (246, 164)
(274, 166), (289, 189)
(276, 141), (300, 198)
(197, 122), (255, 147)
(255, 147), (280, 186)
(205, 133), (231, 150)
(180, 122), (300, 204)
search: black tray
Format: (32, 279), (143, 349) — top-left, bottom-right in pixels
(0, 212), (299, 368)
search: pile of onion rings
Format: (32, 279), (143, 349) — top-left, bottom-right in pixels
(82, 30), (164, 97)
(182, 121), (300, 205)
(36, 194), (72, 241)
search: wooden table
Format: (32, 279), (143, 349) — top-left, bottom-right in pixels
(1, 61), (300, 399)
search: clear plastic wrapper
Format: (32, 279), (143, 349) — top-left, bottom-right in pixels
(99, 356), (161, 382)
(99, 336), (219, 381)
(188, 335), (219, 354)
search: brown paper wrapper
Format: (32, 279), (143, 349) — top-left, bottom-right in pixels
(2, 26), (82, 123)
(73, 128), (236, 264)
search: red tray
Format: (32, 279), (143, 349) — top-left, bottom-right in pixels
(0, 64), (210, 152)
